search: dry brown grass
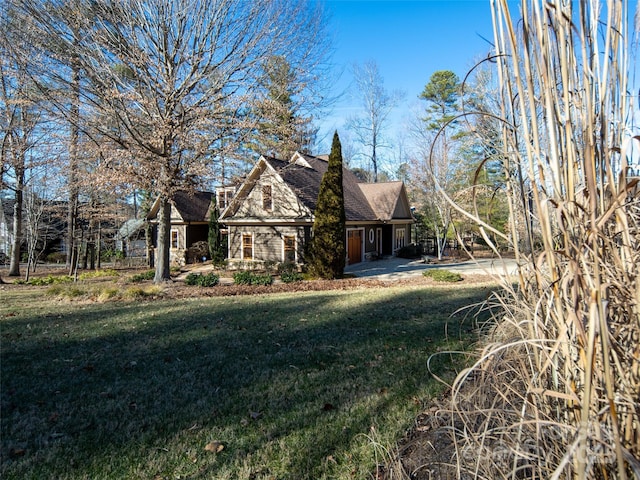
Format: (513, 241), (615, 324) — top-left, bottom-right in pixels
(390, 1), (640, 479)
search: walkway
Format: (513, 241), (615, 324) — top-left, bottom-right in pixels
(344, 256), (518, 281)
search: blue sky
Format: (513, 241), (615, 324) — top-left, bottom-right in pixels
(316, 0), (498, 152)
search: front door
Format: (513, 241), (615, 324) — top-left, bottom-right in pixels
(347, 229), (362, 264)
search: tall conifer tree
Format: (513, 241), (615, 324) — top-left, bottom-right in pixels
(310, 131), (346, 279)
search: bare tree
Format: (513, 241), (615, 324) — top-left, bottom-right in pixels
(346, 60), (404, 182)
(11, 0), (330, 282)
(0, 15), (48, 277)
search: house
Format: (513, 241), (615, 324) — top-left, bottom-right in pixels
(147, 191), (214, 265)
(220, 152), (414, 267)
(115, 218), (147, 258)
(0, 198), (14, 261)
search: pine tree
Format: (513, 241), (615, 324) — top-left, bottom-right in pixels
(309, 131), (346, 279)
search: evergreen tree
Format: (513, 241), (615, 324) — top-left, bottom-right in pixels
(250, 55), (316, 159)
(207, 196), (225, 265)
(309, 131), (346, 279)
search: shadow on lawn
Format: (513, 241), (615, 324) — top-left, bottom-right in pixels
(1, 285), (493, 479)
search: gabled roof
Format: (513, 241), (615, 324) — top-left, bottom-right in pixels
(148, 191), (213, 223)
(172, 191), (213, 222)
(262, 154), (377, 222)
(222, 152), (412, 224)
(358, 182), (412, 221)
(116, 218), (145, 240)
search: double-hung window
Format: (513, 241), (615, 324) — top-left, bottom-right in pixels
(242, 233), (253, 260)
(283, 236), (296, 263)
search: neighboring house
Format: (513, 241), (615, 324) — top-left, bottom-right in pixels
(115, 218), (147, 258)
(0, 198), (14, 262)
(220, 152), (414, 267)
(147, 191), (214, 265)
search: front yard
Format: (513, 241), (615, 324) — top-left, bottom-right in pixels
(1, 277), (494, 479)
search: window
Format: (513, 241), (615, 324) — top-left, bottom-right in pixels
(262, 184), (272, 211)
(218, 192), (227, 210)
(242, 233), (253, 260)
(395, 228), (405, 250)
(283, 236), (296, 263)
(171, 230), (179, 249)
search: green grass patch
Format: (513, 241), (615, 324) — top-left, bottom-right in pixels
(1, 283), (493, 479)
(423, 269), (463, 283)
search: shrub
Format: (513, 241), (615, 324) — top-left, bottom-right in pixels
(45, 252), (67, 264)
(233, 271), (273, 286)
(100, 249), (124, 262)
(187, 241), (210, 263)
(128, 270), (155, 283)
(184, 272), (219, 287)
(281, 271), (303, 283)
(28, 275), (73, 286)
(422, 269), (462, 283)
(277, 262), (297, 275)
(396, 243), (423, 259)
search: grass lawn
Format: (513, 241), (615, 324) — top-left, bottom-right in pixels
(1, 280), (493, 479)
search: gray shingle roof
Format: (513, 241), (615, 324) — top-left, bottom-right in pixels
(264, 154), (377, 222)
(172, 191), (213, 222)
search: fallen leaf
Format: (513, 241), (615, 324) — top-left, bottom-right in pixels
(9, 448), (26, 458)
(204, 441), (224, 453)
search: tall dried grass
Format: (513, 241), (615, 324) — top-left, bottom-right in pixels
(438, 0), (639, 478)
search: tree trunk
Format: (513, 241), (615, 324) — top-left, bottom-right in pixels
(8, 174), (23, 277)
(96, 223), (101, 269)
(154, 196), (171, 283)
(145, 221), (154, 268)
(66, 60), (80, 270)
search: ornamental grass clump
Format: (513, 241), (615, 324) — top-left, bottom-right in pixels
(422, 269), (462, 283)
(431, 1), (640, 478)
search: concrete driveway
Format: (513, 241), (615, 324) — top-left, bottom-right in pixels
(344, 256), (518, 281)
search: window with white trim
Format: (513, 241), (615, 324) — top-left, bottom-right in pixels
(242, 233), (253, 260)
(171, 230), (179, 249)
(283, 235), (296, 263)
